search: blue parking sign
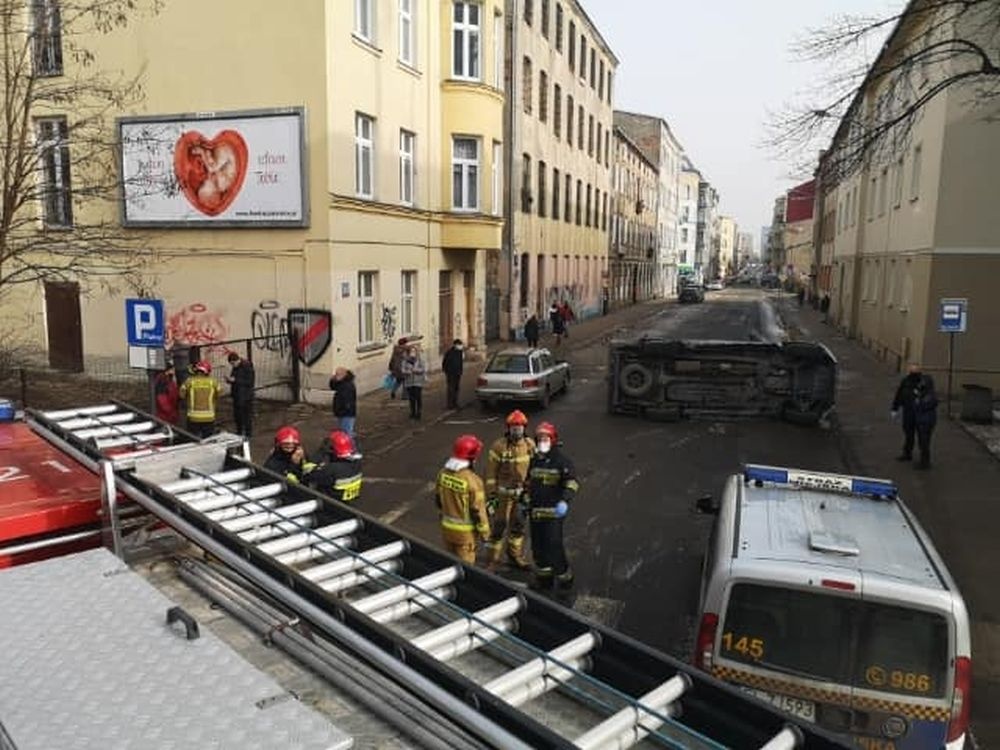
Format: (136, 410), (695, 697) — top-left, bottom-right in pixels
(939, 298), (967, 333)
(125, 299), (165, 346)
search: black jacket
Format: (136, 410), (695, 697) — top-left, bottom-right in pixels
(329, 372), (357, 417)
(892, 372), (938, 425)
(549, 308), (565, 334)
(307, 457), (363, 503)
(442, 347), (464, 377)
(263, 449), (315, 484)
(229, 360), (255, 403)
(525, 447), (578, 513)
(524, 317), (540, 342)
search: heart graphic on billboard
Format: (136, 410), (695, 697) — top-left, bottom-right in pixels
(173, 130), (248, 216)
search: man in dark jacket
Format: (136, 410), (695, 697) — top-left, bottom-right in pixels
(442, 339), (464, 409)
(891, 363), (939, 469)
(387, 337), (408, 399)
(307, 430), (363, 503)
(263, 426), (317, 484)
(523, 315), (540, 348)
(548, 303), (566, 347)
(329, 367), (357, 439)
(225, 352), (255, 437)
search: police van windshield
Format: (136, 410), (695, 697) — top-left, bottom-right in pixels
(721, 584), (949, 698)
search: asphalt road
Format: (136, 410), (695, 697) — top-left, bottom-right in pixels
(360, 288), (852, 660)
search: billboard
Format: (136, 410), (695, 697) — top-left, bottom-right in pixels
(119, 108), (308, 227)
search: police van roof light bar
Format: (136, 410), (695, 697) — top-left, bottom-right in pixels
(743, 464), (898, 499)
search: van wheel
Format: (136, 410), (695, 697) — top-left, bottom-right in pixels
(619, 363), (655, 398)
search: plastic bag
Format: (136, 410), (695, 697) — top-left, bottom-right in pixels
(382, 373), (395, 391)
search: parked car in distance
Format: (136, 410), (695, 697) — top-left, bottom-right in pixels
(678, 282), (705, 303)
(476, 348), (570, 409)
(706, 279), (725, 291)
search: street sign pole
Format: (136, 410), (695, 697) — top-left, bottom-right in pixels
(947, 332), (955, 419)
(938, 298), (968, 420)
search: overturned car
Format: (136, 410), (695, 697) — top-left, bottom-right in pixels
(607, 335), (837, 425)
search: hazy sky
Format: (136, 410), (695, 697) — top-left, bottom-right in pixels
(584, 0), (900, 243)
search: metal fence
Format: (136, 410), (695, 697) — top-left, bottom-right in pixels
(170, 334), (297, 402)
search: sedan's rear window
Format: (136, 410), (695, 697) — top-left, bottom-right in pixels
(487, 354), (530, 374)
(721, 583), (949, 697)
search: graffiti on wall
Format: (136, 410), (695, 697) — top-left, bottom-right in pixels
(379, 304), (397, 342)
(166, 302), (230, 348)
(251, 299), (290, 359)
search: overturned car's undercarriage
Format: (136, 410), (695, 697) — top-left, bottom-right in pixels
(607, 335), (837, 425)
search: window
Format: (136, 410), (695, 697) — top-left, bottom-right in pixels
(910, 144), (922, 201)
(522, 57), (533, 113)
(401, 271), (417, 335)
(598, 59), (605, 99)
(564, 173), (572, 223)
(452, 136), (480, 210)
(539, 70), (548, 122)
(399, 130), (415, 205)
(491, 141), (502, 215)
(31, 0), (63, 75)
(892, 156), (904, 208)
(552, 167), (560, 220)
(538, 160), (547, 218)
(579, 35), (587, 80)
(682, 206), (690, 222)
(585, 184), (592, 226)
(452, 2), (481, 80)
(587, 114), (594, 156)
(521, 153), (532, 213)
(398, 0), (414, 65)
(566, 95), (574, 144)
(553, 84), (562, 137)
(37, 117), (72, 226)
(355, 113), (374, 198)
(493, 11), (504, 89)
(541, 0), (549, 37)
(604, 130), (609, 166)
(851, 186), (858, 226)
(575, 179), (582, 225)
(355, 0), (375, 41)
(523, 0), (532, 25)
(555, 4), (563, 51)
(602, 192), (608, 230)
(589, 49), (596, 88)
(568, 20), (576, 70)
(868, 176), (877, 220)
(577, 106), (584, 150)
(681, 228), (688, 243)
(596, 123), (602, 163)
(607, 70), (613, 103)
(519, 252), (530, 308)
(878, 166), (888, 216)
(358, 271), (377, 345)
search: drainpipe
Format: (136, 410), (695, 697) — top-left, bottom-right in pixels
(503, 0), (518, 340)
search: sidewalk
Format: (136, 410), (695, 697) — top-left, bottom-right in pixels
(243, 301), (669, 462)
(774, 295), (1000, 747)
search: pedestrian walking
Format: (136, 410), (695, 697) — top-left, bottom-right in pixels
(387, 337), (408, 399)
(559, 300), (576, 335)
(442, 339), (464, 410)
(264, 426), (317, 484)
(523, 314), (540, 348)
(153, 363), (180, 425)
(523, 421), (578, 589)
(329, 367), (358, 439)
(548, 302), (566, 347)
(484, 410), (534, 571)
(225, 351), (255, 437)
(435, 435), (491, 565)
(891, 363), (939, 469)
(401, 344), (427, 419)
(307, 430), (363, 503)
(178, 360), (220, 438)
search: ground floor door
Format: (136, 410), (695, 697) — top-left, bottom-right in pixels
(438, 270), (454, 353)
(44, 281), (83, 372)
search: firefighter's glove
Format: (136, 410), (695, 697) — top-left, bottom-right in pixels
(553, 501), (569, 519)
(486, 495), (499, 514)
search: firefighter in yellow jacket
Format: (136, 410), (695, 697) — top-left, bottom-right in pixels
(179, 360), (221, 438)
(484, 410), (534, 570)
(435, 434), (490, 565)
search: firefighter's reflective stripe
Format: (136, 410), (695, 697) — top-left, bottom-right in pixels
(181, 376), (219, 422)
(334, 473), (362, 502)
(529, 467), (563, 485)
(564, 479), (580, 492)
(441, 514), (475, 532)
(496, 486), (523, 497)
(439, 473), (468, 493)
(530, 507), (561, 520)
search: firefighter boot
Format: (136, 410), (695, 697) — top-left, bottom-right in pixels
(505, 536), (531, 570)
(555, 568), (575, 590)
(484, 540), (505, 572)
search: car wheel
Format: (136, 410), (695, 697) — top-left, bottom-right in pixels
(619, 363), (655, 398)
(540, 386), (551, 409)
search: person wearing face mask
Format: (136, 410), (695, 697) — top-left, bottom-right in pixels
(263, 426), (317, 484)
(401, 344), (427, 419)
(441, 339), (465, 410)
(523, 421), (578, 590)
(435, 434), (491, 565)
(483, 410), (535, 571)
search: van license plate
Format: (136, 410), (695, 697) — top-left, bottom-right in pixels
(741, 687), (816, 723)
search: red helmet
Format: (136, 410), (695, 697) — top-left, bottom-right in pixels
(505, 409), (528, 427)
(452, 434), (484, 462)
(275, 426), (301, 447)
(329, 430), (356, 459)
(535, 422), (558, 441)
(194, 360), (212, 375)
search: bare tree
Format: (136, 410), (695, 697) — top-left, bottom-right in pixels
(768, 0), (1000, 183)
(0, 0), (162, 303)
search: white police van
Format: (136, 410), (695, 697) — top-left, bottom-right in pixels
(696, 464), (971, 750)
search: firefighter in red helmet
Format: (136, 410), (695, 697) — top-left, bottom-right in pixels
(307, 430), (363, 503)
(264, 426), (317, 484)
(435, 434), (490, 565)
(178, 360), (220, 438)
(523, 421), (578, 589)
(484, 410), (534, 570)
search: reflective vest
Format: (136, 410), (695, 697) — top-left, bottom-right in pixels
(179, 374), (220, 423)
(485, 436), (535, 496)
(436, 467), (489, 537)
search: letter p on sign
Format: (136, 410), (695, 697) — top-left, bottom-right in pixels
(125, 298), (165, 346)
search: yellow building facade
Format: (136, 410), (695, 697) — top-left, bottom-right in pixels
(3, 0), (505, 399)
(504, 0), (618, 336)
